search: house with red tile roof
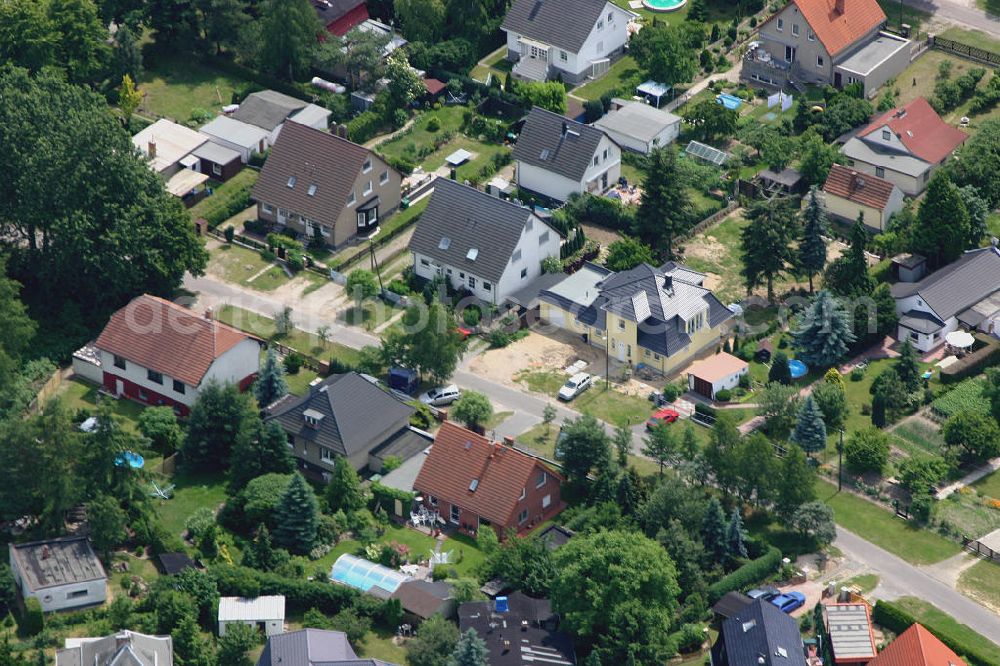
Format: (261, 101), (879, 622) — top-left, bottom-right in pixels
(90, 295), (262, 415)
(821, 163), (904, 231)
(842, 97), (968, 195)
(313, 0), (369, 37)
(413, 422), (565, 538)
(742, 0), (910, 96)
(868, 623), (966, 666)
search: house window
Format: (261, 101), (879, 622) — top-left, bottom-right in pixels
(560, 50), (567, 62)
(420, 258), (430, 266)
(363, 158), (372, 173)
(816, 55), (824, 67)
(539, 231), (550, 245)
(882, 129), (891, 141)
(618, 318), (625, 331)
(808, 31), (815, 41)
(608, 12), (613, 21)
(785, 45), (794, 62)
(262, 204), (274, 214)
(777, 18), (784, 31)
(512, 249), (522, 263)
(468, 276), (477, 289)
(597, 19), (604, 29)
(593, 155), (599, 166)
(792, 23), (799, 36)
(147, 369), (163, 384)
(113, 355), (127, 370)
(320, 448), (334, 463)
(603, 149), (608, 160)
(484, 282), (492, 292)
(542, 494), (551, 508)
(518, 509), (529, 524)
(521, 267), (528, 278)
(644, 349), (650, 357)
(347, 192), (356, 206)
(450, 505), (460, 524)
(654, 353), (661, 360)
(519, 487), (526, 500)
(173, 379), (185, 394)
(212, 163), (223, 177)
(910, 331), (919, 342)
(536, 471), (547, 487)
(363, 180), (373, 196)
(429, 495), (438, 506)
(138, 389), (148, 401)
(380, 169), (389, 185)
(876, 166), (886, 178)
(67, 590), (89, 600)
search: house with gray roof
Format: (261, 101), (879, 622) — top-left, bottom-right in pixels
(502, 0), (635, 84)
(257, 629), (396, 666)
(199, 115), (270, 163)
(593, 101), (681, 154)
(232, 90), (331, 144)
(513, 108), (620, 202)
(408, 178), (561, 304)
(539, 261), (734, 377)
(57, 631), (173, 666)
(890, 245), (1000, 352)
(9, 536), (107, 612)
(711, 598), (807, 666)
(265, 372), (431, 476)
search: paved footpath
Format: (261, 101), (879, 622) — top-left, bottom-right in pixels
(835, 527), (1000, 644)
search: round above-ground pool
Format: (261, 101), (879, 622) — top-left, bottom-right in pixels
(115, 451), (145, 469)
(788, 359), (808, 379)
(643, 0), (687, 11)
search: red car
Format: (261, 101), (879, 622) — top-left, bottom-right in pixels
(456, 326), (473, 339)
(646, 408), (680, 430)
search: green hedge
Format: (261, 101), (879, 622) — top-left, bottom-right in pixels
(941, 338), (1000, 384)
(211, 564), (357, 615)
(707, 545), (782, 603)
(369, 482), (415, 514)
(191, 170), (258, 229)
(20, 597), (44, 636)
(871, 600), (996, 666)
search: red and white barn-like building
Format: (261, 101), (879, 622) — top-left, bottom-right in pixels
(90, 295), (262, 415)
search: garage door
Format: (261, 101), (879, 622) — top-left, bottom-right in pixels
(692, 376), (714, 399)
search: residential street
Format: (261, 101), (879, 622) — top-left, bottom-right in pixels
(835, 527), (1000, 644)
(902, 0), (1000, 36)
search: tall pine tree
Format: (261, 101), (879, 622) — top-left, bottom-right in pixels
(895, 340), (921, 393)
(792, 395), (827, 456)
(741, 197), (798, 302)
(913, 171), (971, 269)
(273, 474), (319, 554)
(327, 456), (366, 514)
(701, 497), (728, 560)
(228, 420), (295, 492)
(635, 147), (692, 257)
(448, 629), (489, 666)
(825, 215), (874, 296)
(792, 290), (856, 368)
(798, 188), (828, 293)
(255, 347), (288, 408)
(727, 507), (748, 558)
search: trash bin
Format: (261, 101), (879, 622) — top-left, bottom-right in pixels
(401, 197), (410, 209)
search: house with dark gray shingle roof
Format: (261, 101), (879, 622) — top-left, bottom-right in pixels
(711, 598), (807, 666)
(264, 372), (431, 475)
(502, 0), (635, 84)
(257, 629), (396, 666)
(408, 178), (560, 303)
(513, 108), (620, 202)
(538, 262), (734, 376)
(891, 245), (1000, 352)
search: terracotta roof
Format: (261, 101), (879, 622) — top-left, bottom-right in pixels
(252, 121), (384, 229)
(860, 97), (968, 164)
(687, 352), (748, 383)
(422, 78), (445, 96)
(95, 295), (257, 387)
(868, 623), (966, 666)
(789, 0), (885, 56)
(413, 422), (562, 526)
(823, 163), (898, 210)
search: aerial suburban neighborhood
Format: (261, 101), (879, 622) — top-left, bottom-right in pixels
(4, 0), (1000, 664)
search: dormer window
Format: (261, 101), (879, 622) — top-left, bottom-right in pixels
(303, 408), (325, 428)
(597, 19), (604, 29)
(307, 184), (317, 196)
(439, 237), (451, 250)
(467, 248), (479, 261)
(287, 176), (297, 188)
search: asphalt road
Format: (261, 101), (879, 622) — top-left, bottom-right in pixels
(835, 527), (1000, 644)
(901, 0), (1000, 36)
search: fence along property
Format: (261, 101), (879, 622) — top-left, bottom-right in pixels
(932, 35), (1000, 66)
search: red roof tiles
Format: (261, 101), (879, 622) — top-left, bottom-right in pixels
(860, 97), (968, 164)
(95, 295), (257, 387)
(790, 0), (886, 56)
(868, 623), (966, 666)
(823, 163), (898, 210)
(413, 422), (563, 527)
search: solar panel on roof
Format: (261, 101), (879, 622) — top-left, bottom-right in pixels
(685, 140), (729, 165)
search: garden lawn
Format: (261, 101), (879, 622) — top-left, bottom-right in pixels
(207, 243), (275, 286)
(156, 470), (229, 542)
(957, 560), (1000, 614)
(55, 377), (145, 432)
(816, 478), (961, 565)
(137, 53), (257, 124)
(972, 469), (1000, 498)
(329, 198), (429, 271)
(375, 106), (467, 164)
(894, 596), (1000, 663)
(342, 301), (403, 330)
(893, 51), (1000, 131)
(421, 136), (511, 185)
(575, 385), (651, 427)
(515, 370), (567, 395)
(284, 367), (321, 396)
(215, 304), (362, 365)
(357, 629), (408, 664)
(933, 491), (1000, 539)
(443, 533), (487, 578)
(842, 573), (879, 594)
(573, 56), (641, 101)
(940, 26), (1000, 52)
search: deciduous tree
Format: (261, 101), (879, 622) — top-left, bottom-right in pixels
(605, 236), (654, 271)
(791, 500), (836, 546)
(630, 24), (697, 86)
(394, 0), (446, 43)
(87, 494), (127, 560)
(556, 415), (611, 499)
(758, 382), (799, 439)
(845, 427), (889, 473)
(642, 423), (678, 475)
(944, 411), (1000, 462)
(451, 391), (493, 431)
(382, 302), (463, 384)
(183, 380), (260, 471)
(407, 614), (460, 666)
(258, 0), (321, 80)
(812, 381), (848, 432)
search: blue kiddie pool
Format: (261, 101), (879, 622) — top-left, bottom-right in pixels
(717, 93), (743, 110)
(788, 359), (808, 379)
(115, 451), (145, 469)
(643, 0), (687, 11)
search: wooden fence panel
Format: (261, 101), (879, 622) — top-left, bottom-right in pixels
(932, 36), (1000, 66)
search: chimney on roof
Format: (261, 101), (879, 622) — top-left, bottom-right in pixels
(204, 307), (213, 320)
(148, 138), (157, 159)
(561, 121), (569, 136)
(41, 546), (51, 560)
(835, 0), (845, 13)
(337, 124), (348, 138)
(663, 274), (674, 292)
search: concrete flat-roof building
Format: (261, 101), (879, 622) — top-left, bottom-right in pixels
(825, 603), (877, 665)
(9, 537), (107, 612)
(593, 102), (681, 155)
(218, 596), (286, 637)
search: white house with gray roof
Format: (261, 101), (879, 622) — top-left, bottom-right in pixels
(257, 629), (395, 666)
(58, 631), (173, 666)
(502, 0), (635, 84)
(232, 90), (330, 145)
(199, 115), (270, 163)
(890, 246), (1000, 352)
(513, 108), (621, 202)
(408, 178), (561, 303)
(593, 101), (681, 155)
(10, 536), (107, 612)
